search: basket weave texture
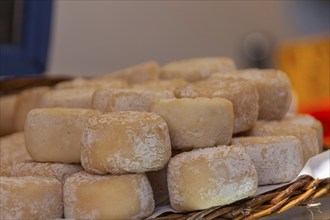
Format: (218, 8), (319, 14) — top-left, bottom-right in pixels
(154, 176), (330, 220)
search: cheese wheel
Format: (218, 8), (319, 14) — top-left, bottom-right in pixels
(161, 57), (236, 81)
(283, 113), (324, 150)
(151, 98), (234, 149)
(231, 136), (304, 185)
(97, 61), (160, 84)
(11, 161), (83, 184)
(64, 172), (154, 219)
(14, 86), (51, 131)
(40, 88), (95, 108)
(0, 94), (17, 136)
(92, 88), (174, 112)
(167, 146), (258, 211)
(25, 108), (101, 163)
(246, 121), (320, 162)
(0, 132), (31, 176)
(132, 79), (188, 92)
(0, 176), (63, 219)
(211, 69), (292, 120)
(81, 112), (171, 174)
(55, 77), (128, 89)
(147, 166), (169, 206)
(175, 78), (259, 133)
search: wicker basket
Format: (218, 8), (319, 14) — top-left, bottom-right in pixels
(154, 175), (330, 220)
(1, 76), (329, 219)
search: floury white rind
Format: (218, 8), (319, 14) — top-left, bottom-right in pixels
(81, 112), (171, 174)
(245, 120), (320, 163)
(0, 176), (63, 219)
(231, 136), (304, 185)
(151, 97), (234, 150)
(167, 146), (258, 212)
(63, 172), (154, 219)
(24, 108), (101, 163)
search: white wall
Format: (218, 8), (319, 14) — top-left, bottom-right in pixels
(47, 1), (294, 76)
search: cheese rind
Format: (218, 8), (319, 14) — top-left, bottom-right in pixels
(282, 113), (324, 150)
(151, 97), (234, 149)
(231, 136), (304, 185)
(11, 161), (83, 184)
(14, 86), (50, 131)
(246, 120), (319, 162)
(0, 176), (63, 219)
(0, 132), (31, 176)
(132, 79), (188, 92)
(55, 77), (128, 89)
(40, 88), (95, 109)
(92, 88), (174, 112)
(25, 108), (101, 163)
(81, 112), (171, 174)
(167, 146), (258, 211)
(97, 61), (160, 84)
(175, 78), (258, 133)
(63, 172), (154, 219)
(161, 57), (236, 81)
(211, 69), (291, 120)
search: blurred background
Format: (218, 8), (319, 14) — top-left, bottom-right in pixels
(0, 0), (329, 139)
(0, 0), (329, 75)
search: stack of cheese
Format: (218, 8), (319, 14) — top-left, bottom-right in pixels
(0, 58), (323, 219)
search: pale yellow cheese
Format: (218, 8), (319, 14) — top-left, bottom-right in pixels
(151, 97), (234, 149)
(25, 108), (101, 163)
(0, 176), (63, 219)
(40, 88), (95, 109)
(0, 132), (31, 176)
(175, 78), (259, 133)
(64, 172), (154, 219)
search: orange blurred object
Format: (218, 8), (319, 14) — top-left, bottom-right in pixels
(277, 35), (330, 145)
